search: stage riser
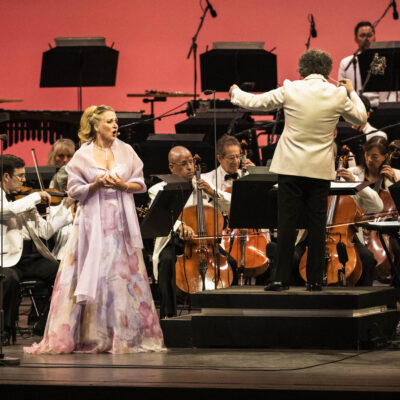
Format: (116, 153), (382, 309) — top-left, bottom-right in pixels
(162, 312), (398, 349)
(161, 287), (399, 349)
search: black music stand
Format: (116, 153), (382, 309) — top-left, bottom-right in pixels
(358, 41), (400, 95)
(140, 177), (192, 317)
(230, 176), (366, 230)
(40, 37), (118, 110)
(200, 47), (277, 92)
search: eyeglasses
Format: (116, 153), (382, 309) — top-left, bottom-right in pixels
(12, 173), (25, 181)
(223, 154), (242, 161)
(171, 158), (194, 167)
(358, 33), (374, 39)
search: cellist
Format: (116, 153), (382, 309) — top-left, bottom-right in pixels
(337, 136), (400, 285)
(148, 146), (231, 319)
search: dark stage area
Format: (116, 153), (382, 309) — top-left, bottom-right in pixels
(2, 341), (400, 399)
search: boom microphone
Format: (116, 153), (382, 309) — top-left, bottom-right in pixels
(310, 14), (317, 38)
(206, 0), (217, 18)
(393, 0), (399, 19)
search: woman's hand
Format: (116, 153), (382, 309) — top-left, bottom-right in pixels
(336, 168), (355, 182)
(380, 165), (398, 182)
(103, 172), (128, 191)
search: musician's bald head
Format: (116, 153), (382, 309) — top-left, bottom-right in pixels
(168, 146), (195, 180)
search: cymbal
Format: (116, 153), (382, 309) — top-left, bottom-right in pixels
(127, 91), (195, 98)
(0, 98), (23, 103)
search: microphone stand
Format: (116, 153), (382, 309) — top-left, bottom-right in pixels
(187, 4), (213, 102)
(0, 134), (20, 366)
(210, 90), (221, 289)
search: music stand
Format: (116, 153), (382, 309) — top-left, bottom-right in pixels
(230, 175), (366, 230)
(200, 47), (277, 92)
(358, 41), (400, 95)
(40, 37), (118, 110)
(140, 177), (192, 316)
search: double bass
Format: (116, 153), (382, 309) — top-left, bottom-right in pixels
(299, 147), (363, 285)
(175, 155), (233, 294)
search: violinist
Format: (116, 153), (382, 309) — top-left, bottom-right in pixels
(0, 154), (73, 342)
(46, 139), (76, 261)
(148, 146), (231, 319)
(230, 49), (367, 291)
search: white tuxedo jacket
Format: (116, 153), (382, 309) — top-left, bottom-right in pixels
(231, 74), (368, 181)
(0, 190), (73, 267)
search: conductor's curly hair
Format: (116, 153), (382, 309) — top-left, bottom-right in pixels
(298, 49), (332, 79)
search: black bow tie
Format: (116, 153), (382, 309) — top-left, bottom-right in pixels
(5, 193), (15, 202)
(224, 173), (239, 181)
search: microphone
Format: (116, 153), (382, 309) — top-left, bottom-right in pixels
(0, 134), (8, 142)
(203, 89), (215, 95)
(310, 14), (317, 38)
(393, 0), (399, 19)
(206, 0), (217, 18)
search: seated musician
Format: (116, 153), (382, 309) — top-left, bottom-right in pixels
(0, 155), (73, 342)
(47, 140), (76, 261)
(202, 135), (255, 192)
(47, 138), (75, 169)
(202, 135), (267, 283)
(148, 146), (231, 319)
(337, 136), (400, 285)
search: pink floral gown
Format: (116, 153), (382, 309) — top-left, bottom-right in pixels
(25, 139), (164, 354)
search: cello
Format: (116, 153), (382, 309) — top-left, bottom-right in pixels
(299, 146), (363, 285)
(175, 155), (233, 294)
(222, 140), (269, 279)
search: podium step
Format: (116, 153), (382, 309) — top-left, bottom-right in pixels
(160, 286), (399, 349)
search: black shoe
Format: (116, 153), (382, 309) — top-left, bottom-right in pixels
(1, 328), (16, 346)
(306, 282), (322, 292)
(264, 282), (289, 292)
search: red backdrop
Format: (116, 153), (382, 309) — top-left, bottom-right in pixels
(1, 0), (398, 164)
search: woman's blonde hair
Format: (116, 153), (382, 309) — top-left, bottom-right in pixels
(78, 105), (114, 145)
(47, 138), (76, 166)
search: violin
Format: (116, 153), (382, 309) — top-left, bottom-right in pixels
(175, 155), (233, 294)
(299, 146), (363, 285)
(15, 186), (67, 206)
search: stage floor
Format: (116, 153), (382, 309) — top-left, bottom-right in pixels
(2, 333), (400, 398)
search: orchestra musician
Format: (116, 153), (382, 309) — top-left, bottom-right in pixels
(0, 154), (73, 344)
(202, 135), (255, 192)
(230, 48), (367, 291)
(148, 145), (231, 319)
(338, 21), (396, 107)
(25, 105), (164, 354)
(47, 138), (75, 168)
(338, 136), (400, 286)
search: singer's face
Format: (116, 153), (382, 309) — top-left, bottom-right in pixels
(218, 145), (241, 174)
(355, 26), (375, 51)
(95, 111), (119, 143)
